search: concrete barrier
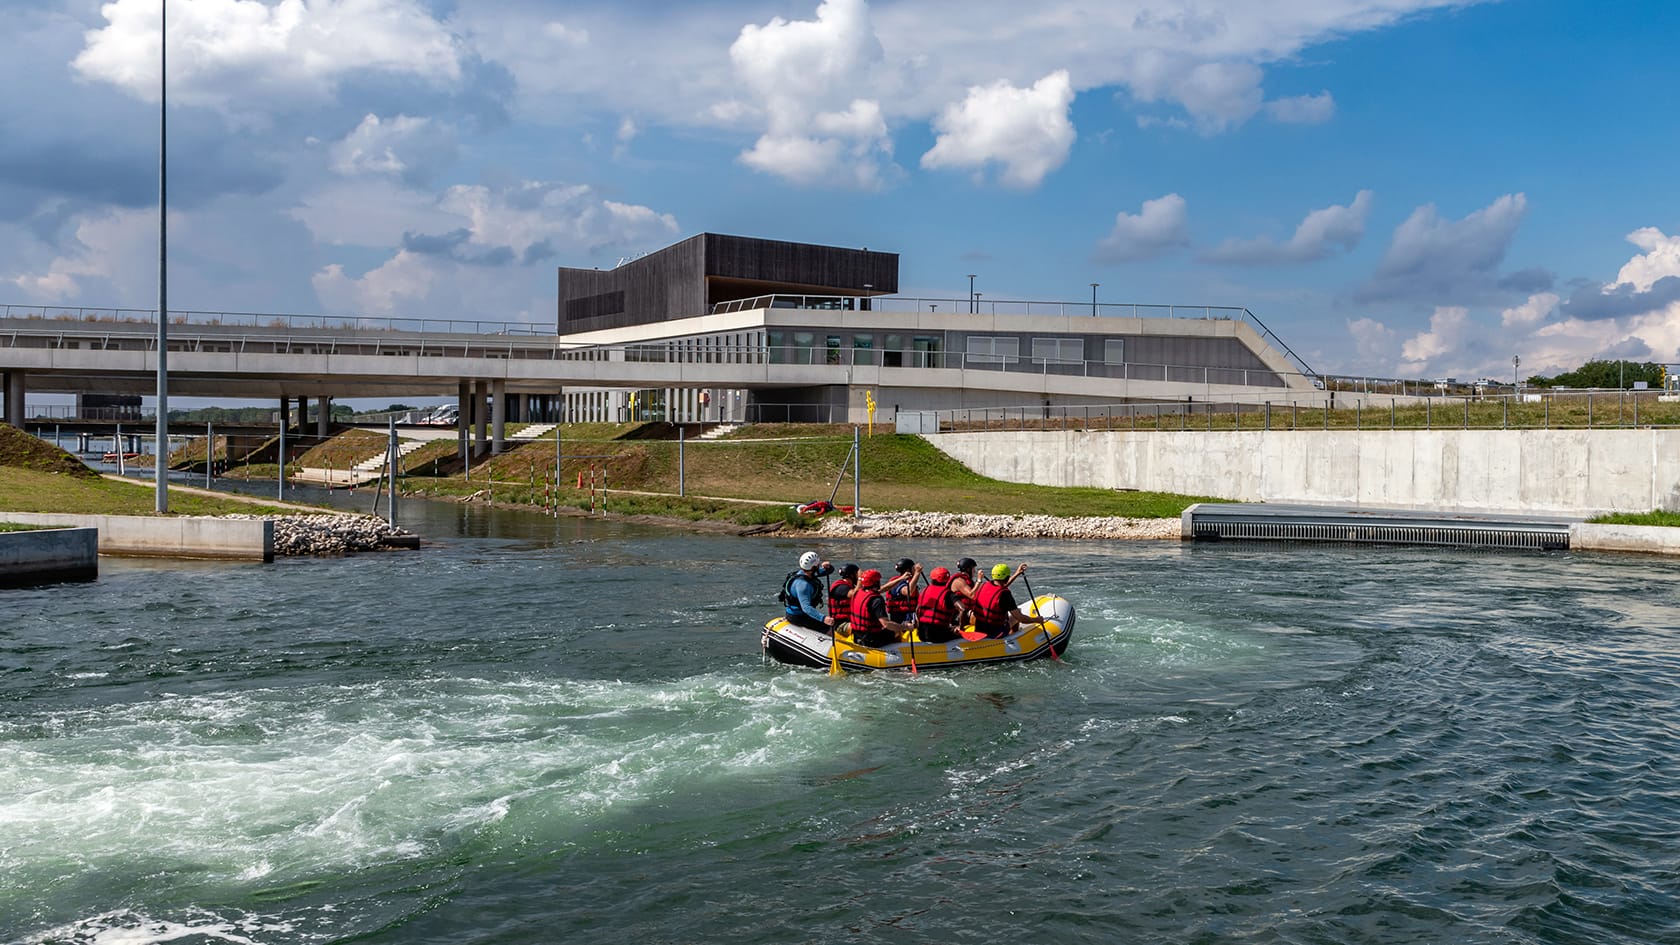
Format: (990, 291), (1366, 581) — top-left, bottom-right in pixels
(0, 526), (98, 585)
(0, 513), (272, 561)
(927, 428), (1680, 517)
(1570, 523), (1680, 556)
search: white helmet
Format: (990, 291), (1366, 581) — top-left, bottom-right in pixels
(799, 551), (820, 570)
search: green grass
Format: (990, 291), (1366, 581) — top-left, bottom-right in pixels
(0, 468), (301, 516)
(0, 521), (58, 532)
(1588, 510), (1680, 527)
(390, 426), (1221, 521)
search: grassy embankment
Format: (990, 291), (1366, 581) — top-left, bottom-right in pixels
(382, 422), (1222, 525)
(976, 393), (1680, 432)
(0, 424), (304, 517)
(1587, 511), (1680, 527)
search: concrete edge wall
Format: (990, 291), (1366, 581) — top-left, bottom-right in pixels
(0, 513), (272, 562)
(1569, 523), (1680, 556)
(0, 526), (98, 584)
(926, 429), (1680, 518)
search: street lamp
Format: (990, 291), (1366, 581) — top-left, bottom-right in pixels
(1512, 355), (1520, 391)
(154, 0), (169, 513)
(967, 274), (977, 314)
(1090, 282), (1100, 316)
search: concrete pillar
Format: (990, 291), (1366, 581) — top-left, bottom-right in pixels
(6, 371), (26, 427)
(491, 379), (507, 455)
(317, 397), (330, 438)
(474, 380), (488, 451)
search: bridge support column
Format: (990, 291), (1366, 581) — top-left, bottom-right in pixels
(473, 380), (488, 453)
(491, 379), (507, 455)
(4, 370), (25, 427)
(317, 397), (331, 438)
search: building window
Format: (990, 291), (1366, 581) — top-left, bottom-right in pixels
(793, 332), (815, 365)
(853, 333), (874, 365)
(1032, 337), (1084, 363)
(826, 335), (843, 365)
(965, 336), (1019, 364)
(882, 334), (903, 368)
(912, 336), (941, 368)
(1104, 339), (1125, 364)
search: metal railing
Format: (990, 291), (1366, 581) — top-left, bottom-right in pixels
(0, 303), (551, 337)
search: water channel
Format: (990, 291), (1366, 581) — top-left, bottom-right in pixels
(2, 495), (1677, 944)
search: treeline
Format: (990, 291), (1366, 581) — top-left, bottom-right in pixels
(1526, 360), (1666, 389)
(167, 405), (356, 423)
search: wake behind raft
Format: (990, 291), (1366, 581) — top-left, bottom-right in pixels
(760, 596), (1076, 672)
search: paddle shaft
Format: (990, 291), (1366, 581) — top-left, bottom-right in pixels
(1021, 573), (1059, 661)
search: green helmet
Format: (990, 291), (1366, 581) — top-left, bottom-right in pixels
(990, 563), (1011, 580)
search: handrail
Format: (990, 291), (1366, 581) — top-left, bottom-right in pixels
(0, 303), (552, 336)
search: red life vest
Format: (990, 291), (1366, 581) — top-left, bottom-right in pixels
(849, 587), (884, 634)
(829, 578), (854, 608)
(916, 584), (958, 631)
(972, 580), (1010, 636)
(886, 581), (915, 620)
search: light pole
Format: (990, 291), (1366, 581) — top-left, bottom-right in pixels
(1090, 282), (1100, 316)
(967, 274), (977, 314)
(1512, 355), (1520, 392)
(154, 0), (169, 513)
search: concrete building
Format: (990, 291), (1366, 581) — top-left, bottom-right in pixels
(555, 233), (1317, 423)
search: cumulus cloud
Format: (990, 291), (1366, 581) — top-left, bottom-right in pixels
(1400, 306), (1469, 367)
(727, 0), (894, 188)
(1613, 227), (1680, 292)
(1357, 193), (1528, 304)
(1501, 292), (1558, 328)
(1265, 91), (1335, 125)
(920, 71), (1076, 189)
(7, 207), (163, 301)
(330, 114), (458, 186)
(1203, 190), (1373, 264)
(1094, 193), (1190, 263)
(73, 0), (462, 109)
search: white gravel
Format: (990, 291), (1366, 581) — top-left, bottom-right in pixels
(810, 510), (1181, 540)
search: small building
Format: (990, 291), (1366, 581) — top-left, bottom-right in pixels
(556, 233), (1316, 424)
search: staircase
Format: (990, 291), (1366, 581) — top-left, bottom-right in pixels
(696, 424), (740, 440)
(352, 439), (427, 474)
(511, 423), (557, 440)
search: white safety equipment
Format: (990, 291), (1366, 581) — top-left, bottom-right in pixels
(799, 551), (821, 570)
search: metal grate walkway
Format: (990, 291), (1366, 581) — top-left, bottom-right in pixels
(1185, 504), (1574, 551)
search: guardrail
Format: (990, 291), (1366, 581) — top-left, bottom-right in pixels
(0, 303), (551, 336)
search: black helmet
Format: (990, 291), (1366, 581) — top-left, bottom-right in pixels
(957, 557), (977, 574)
(895, 557), (915, 574)
(839, 562), (859, 579)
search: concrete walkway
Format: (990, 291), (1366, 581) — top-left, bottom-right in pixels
(102, 474), (350, 515)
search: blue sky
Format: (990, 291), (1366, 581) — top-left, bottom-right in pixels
(4, 0), (1679, 387)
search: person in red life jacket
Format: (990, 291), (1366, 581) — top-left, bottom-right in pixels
(970, 562), (1046, 639)
(882, 557), (922, 625)
(848, 569), (911, 647)
(828, 563), (859, 616)
(915, 567), (963, 643)
(947, 557), (981, 627)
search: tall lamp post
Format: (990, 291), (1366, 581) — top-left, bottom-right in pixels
(967, 274), (977, 314)
(1090, 282), (1100, 316)
(154, 0), (169, 513)
(1512, 355), (1520, 392)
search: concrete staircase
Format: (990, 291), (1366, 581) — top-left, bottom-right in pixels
(511, 423), (557, 440)
(696, 423), (740, 440)
(352, 439), (427, 474)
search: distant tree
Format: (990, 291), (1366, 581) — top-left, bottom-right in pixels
(1526, 359), (1664, 389)
(384, 403), (418, 412)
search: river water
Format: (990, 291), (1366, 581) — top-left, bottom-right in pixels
(2, 498), (1677, 944)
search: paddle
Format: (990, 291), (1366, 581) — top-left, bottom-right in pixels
(826, 570), (842, 676)
(1020, 571), (1059, 662)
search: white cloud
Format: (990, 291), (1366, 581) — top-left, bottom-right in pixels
(728, 0), (894, 188)
(1358, 193), (1528, 303)
(313, 250), (434, 315)
(920, 71), (1076, 189)
(330, 114), (457, 185)
(1613, 227), (1680, 292)
(1265, 91), (1335, 125)
(1501, 292), (1558, 328)
(1203, 190), (1373, 264)
(1401, 306), (1468, 366)
(1095, 193), (1190, 263)
(73, 0), (462, 108)
(7, 207), (162, 302)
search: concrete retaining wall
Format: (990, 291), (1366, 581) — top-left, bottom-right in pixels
(927, 429), (1680, 517)
(1570, 523), (1680, 555)
(0, 526), (98, 585)
(0, 513), (272, 561)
